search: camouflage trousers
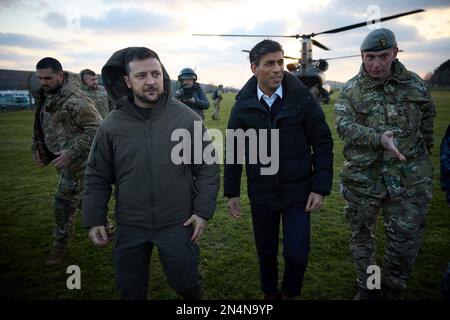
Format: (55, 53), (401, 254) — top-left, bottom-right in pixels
(342, 183), (432, 290)
(52, 168), (84, 247)
(212, 101), (221, 120)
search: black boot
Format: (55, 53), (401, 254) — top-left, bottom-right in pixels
(264, 291), (283, 300)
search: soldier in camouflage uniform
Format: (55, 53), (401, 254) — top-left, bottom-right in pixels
(334, 29), (436, 299)
(80, 69), (116, 235)
(80, 69), (112, 118)
(211, 84), (223, 120)
(32, 57), (102, 267)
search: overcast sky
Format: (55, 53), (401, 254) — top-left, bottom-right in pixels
(1, 0), (449, 88)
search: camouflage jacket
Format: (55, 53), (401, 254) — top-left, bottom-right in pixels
(334, 60), (435, 197)
(80, 83), (111, 118)
(32, 72), (102, 171)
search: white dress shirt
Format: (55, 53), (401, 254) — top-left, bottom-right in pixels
(257, 85), (283, 108)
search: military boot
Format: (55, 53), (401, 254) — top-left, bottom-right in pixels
(282, 291), (297, 300)
(45, 244), (68, 267)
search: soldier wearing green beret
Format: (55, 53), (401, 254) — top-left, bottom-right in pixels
(334, 28), (436, 299)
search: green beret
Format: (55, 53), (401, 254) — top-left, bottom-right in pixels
(360, 28), (396, 52)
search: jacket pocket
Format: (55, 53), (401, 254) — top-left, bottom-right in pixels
(401, 97), (423, 133)
(340, 162), (375, 189)
(279, 126), (308, 159)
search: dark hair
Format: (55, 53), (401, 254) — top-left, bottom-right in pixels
(249, 40), (284, 65)
(36, 57), (63, 73)
(124, 47), (160, 75)
(80, 69), (96, 81)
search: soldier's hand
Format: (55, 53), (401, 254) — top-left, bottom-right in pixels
(183, 214), (207, 244)
(228, 197), (241, 219)
(381, 131), (406, 161)
(32, 153), (44, 167)
(51, 149), (72, 169)
(305, 192), (324, 212)
(88, 225), (111, 247)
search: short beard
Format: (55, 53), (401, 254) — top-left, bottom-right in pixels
(42, 83), (61, 94)
(134, 91), (161, 106)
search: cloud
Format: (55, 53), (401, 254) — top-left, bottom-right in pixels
(42, 8), (181, 34)
(405, 37), (450, 54)
(286, 5), (425, 60)
(331, 0), (449, 12)
(191, 19), (292, 61)
(0, 48), (42, 70)
(0, 48), (39, 62)
(0, 0), (49, 10)
(0, 0), (23, 8)
(0, 32), (59, 49)
(42, 11), (67, 29)
(225, 19), (290, 35)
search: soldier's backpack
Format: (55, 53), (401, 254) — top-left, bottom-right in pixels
(212, 90), (218, 100)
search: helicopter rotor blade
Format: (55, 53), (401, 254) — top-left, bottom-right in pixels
(284, 55), (301, 60)
(313, 9), (424, 36)
(324, 54), (361, 60)
(312, 39), (330, 51)
(193, 33), (298, 38)
(242, 50), (300, 60)
(322, 49), (404, 61)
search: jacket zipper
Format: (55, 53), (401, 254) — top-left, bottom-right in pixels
(146, 119), (156, 230)
(244, 102), (279, 190)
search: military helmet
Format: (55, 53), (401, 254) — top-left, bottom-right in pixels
(178, 67), (197, 82)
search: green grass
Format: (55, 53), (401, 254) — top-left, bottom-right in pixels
(0, 91), (449, 300)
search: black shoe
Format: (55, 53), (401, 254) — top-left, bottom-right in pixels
(282, 291), (297, 300)
(264, 291), (283, 300)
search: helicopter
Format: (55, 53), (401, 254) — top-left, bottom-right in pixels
(193, 9), (425, 103)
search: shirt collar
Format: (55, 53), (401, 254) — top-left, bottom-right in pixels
(257, 84), (283, 107)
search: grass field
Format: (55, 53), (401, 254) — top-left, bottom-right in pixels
(0, 90), (449, 300)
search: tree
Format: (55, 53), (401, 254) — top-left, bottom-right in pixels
(429, 60), (450, 87)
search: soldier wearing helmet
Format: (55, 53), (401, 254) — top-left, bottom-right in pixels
(175, 67), (210, 119)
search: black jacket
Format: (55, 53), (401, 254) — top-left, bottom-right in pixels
(224, 72), (333, 208)
(175, 84), (210, 119)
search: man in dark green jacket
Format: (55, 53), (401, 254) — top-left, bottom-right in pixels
(82, 47), (220, 300)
